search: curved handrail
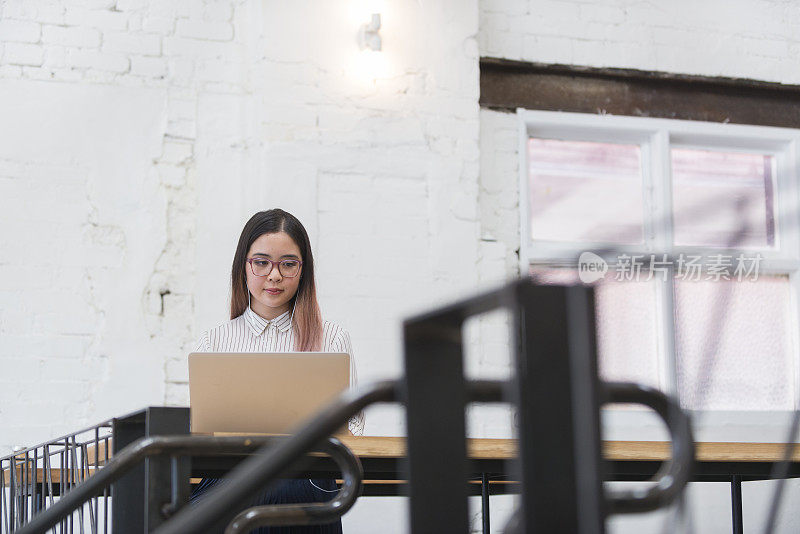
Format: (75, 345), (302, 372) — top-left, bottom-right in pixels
(224, 437), (363, 533)
(14, 434), (363, 534)
(603, 381), (695, 514)
(13, 377), (690, 533)
(154, 380), (403, 534)
(501, 381), (694, 532)
(156, 379), (506, 534)
(14, 379), (507, 534)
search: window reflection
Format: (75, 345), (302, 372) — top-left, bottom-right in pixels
(671, 148), (776, 248)
(528, 138), (644, 244)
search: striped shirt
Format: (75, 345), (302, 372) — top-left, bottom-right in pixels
(195, 305), (365, 435)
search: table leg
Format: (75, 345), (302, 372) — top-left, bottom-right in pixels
(482, 473), (490, 534)
(731, 475), (743, 534)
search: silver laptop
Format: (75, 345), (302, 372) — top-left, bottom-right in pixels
(188, 352), (350, 434)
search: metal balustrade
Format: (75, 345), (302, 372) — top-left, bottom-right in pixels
(2, 280), (700, 533)
(1, 421), (113, 533)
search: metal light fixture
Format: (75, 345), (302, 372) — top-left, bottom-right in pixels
(358, 13), (382, 51)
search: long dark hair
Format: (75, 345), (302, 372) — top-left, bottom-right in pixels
(230, 209), (322, 351)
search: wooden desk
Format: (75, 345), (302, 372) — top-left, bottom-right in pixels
(7, 436), (800, 533)
(337, 436), (800, 464)
(195, 436), (800, 534)
(205, 435), (800, 482)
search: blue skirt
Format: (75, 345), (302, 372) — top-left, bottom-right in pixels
(191, 478), (344, 534)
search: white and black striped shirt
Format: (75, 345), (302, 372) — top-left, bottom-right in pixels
(195, 306), (365, 435)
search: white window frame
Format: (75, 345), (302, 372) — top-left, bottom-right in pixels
(517, 109), (800, 441)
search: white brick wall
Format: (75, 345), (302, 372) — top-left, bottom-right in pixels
(3, 42), (44, 65)
(103, 31), (161, 55)
(0, 19), (41, 42)
(175, 19), (233, 41)
(480, 0), (800, 83)
(0, 78), (167, 452)
(42, 24), (101, 47)
(0, 1), (494, 530)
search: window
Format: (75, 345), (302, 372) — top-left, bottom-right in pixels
(519, 110), (800, 424)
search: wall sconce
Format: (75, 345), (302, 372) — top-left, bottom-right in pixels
(358, 13), (382, 51)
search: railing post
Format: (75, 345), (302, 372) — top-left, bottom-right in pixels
(508, 282), (605, 533)
(144, 408), (190, 531)
(112, 410), (146, 533)
(404, 312), (470, 533)
(112, 407), (190, 533)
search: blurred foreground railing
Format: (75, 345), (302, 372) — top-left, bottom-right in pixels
(3, 280), (699, 533)
(5, 380), (506, 534)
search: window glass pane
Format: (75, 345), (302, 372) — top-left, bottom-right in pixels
(530, 268), (660, 390)
(675, 275), (794, 410)
(595, 280), (661, 390)
(671, 148), (776, 248)
(528, 138), (644, 244)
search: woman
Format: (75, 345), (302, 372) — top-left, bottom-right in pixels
(192, 208), (364, 534)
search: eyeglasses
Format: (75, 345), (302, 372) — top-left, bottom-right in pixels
(247, 257), (303, 278)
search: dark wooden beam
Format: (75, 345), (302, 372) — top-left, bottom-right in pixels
(480, 57), (800, 128)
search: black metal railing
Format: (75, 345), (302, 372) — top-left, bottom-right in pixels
(4, 280), (698, 533)
(12, 429), (373, 534)
(6, 379), (509, 533)
(154, 380), (401, 534)
(1, 420), (113, 534)
(224, 436), (363, 533)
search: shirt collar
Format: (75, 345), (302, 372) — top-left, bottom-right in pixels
(243, 306), (293, 336)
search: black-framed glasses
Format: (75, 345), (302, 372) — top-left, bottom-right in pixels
(247, 258), (303, 278)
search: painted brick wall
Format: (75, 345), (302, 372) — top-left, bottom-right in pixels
(0, 0), (505, 531)
(480, 0), (800, 83)
(0, 0), (488, 436)
(0, 0), (217, 451)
